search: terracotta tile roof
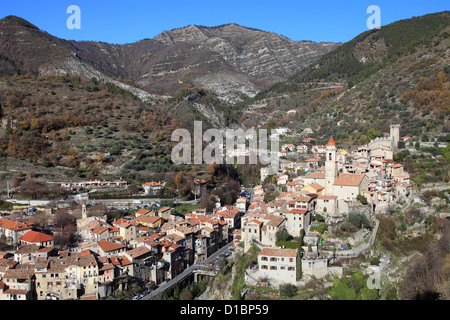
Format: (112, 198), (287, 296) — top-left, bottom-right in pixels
(135, 215), (162, 224)
(110, 256), (132, 266)
(3, 269), (35, 279)
(143, 181), (163, 187)
(292, 195), (312, 202)
(3, 289), (29, 295)
(19, 231), (53, 243)
(92, 226), (109, 235)
(109, 226), (119, 233)
(136, 209), (150, 215)
(268, 200), (285, 207)
(333, 173), (366, 186)
(0, 218), (32, 232)
(114, 218), (134, 227)
(327, 137), (335, 146)
(305, 172), (325, 179)
(15, 244), (51, 254)
(259, 247), (297, 258)
(309, 183), (324, 191)
(0, 258), (18, 269)
(266, 215), (285, 227)
(98, 240), (125, 252)
(289, 209), (308, 214)
(124, 246), (151, 259)
(245, 219), (263, 226)
(318, 195), (337, 200)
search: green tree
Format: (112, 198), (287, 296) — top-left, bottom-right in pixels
(367, 128), (383, 141)
(280, 283), (297, 298)
(314, 214), (325, 222)
(329, 278), (358, 300)
(275, 227), (292, 242)
(356, 194), (368, 205)
(296, 249), (302, 281)
(329, 272), (378, 300)
(347, 212), (371, 229)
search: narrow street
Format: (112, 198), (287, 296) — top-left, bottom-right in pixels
(141, 241), (235, 300)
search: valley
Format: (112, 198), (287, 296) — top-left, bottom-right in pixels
(0, 10), (448, 302)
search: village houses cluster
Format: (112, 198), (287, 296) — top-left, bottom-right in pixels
(0, 124), (413, 299)
(0, 196), (244, 300)
(241, 124), (412, 285)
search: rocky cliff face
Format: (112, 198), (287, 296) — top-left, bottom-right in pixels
(0, 16), (339, 103)
(154, 24), (340, 90)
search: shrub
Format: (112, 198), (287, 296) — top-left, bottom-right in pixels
(329, 272), (378, 300)
(280, 283), (297, 297)
(370, 256), (380, 266)
(356, 194), (368, 205)
(276, 228), (293, 242)
(310, 223), (328, 234)
(315, 214), (325, 222)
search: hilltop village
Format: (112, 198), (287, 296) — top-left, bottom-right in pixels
(0, 124), (416, 300)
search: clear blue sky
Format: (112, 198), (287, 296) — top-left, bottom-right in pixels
(1, 0), (448, 44)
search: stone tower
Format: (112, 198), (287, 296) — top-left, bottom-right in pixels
(82, 201), (87, 219)
(389, 124), (400, 149)
(325, 137), (338, 195)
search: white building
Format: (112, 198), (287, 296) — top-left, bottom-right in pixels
(142, 182), (164, 195)
(257, 247), (298, 285)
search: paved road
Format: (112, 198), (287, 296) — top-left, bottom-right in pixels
(141, 241), (234, 300)
(1, 197), (199, 209)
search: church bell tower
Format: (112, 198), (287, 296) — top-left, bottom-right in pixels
(325, 137), (338, 195)
(82, 201), (87, 219)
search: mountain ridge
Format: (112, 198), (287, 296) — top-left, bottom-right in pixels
(0, 15), (340, 102)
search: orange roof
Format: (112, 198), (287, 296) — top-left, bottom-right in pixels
(0, 218), (32, 232)
(92, 226), (109, 234)
(19, 230), (53, 243)
(245, 219), (263, 226)
(136, 209), (150, 215)
(144, 182), (162, 187)
(327, 137), (335, 146)
(98, 240), (125, 252)
(292, 195), (312, 202)
(135, 215), (162, 224)
(110, 256), (132, 266)
(289, 209), (308, 214)
(309, 183), (324, 191)
(334, 173), (366, 186)
(259, 247), (297, 258)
